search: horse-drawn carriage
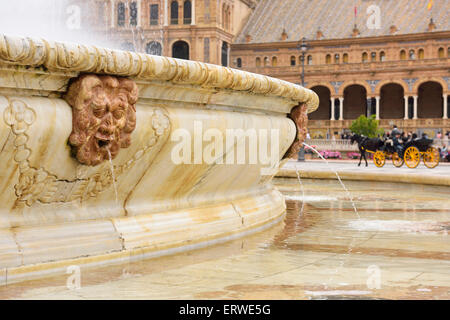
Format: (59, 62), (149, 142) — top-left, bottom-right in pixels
(351, 134), (440, 169)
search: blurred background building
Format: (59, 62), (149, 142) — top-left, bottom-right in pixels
(4, 0), (447, 138)
(85, 0), (258, 65)
(231, 0), (450, 138)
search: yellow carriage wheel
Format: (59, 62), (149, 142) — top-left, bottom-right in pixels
(392, 152), (404, 167)
(373, 151), (385, 167)
(404, 146), (420, 169)
(423, 147), (440, 169)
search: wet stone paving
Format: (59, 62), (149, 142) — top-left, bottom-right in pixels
(1, 178), (449, 300)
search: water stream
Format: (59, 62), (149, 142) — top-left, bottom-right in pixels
(294, 164), (305, 216)
(302, 142), (359, 218)
(294, 143), (362, 289)
(107, 149), (119, 204)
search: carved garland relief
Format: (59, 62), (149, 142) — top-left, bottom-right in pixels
(3, 75), (171, 208)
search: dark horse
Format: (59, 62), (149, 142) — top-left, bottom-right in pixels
(350, 134), (384, 167)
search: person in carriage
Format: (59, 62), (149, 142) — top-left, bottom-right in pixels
(383, 132), (393, 151)
(391, 125), (401, 137)
(392, 131), (404, 158)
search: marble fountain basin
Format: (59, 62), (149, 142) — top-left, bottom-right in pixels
(0, 35), (318, 284)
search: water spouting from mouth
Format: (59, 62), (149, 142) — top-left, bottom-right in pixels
(294, 164), (305, 216)
(107, 149), (118, 205)
(302, 142), (359, 218)
(298, 142), (362, 292)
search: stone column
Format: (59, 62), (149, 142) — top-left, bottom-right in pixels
(330, 98), (335, 120)
(404, 96), (409, 119)
(443, 94), (448, 119)
(413, 95), (418, 119)
(230, 5), (234, 33)
(137, 0), (142, 27)
(375, 96), (380, 120)
(164, 0), (168, 26)
(366, 98), (372, 117)
(339, 97), (344, 120)
(111, 0), (116, 27)
(191, 0), (196, 25)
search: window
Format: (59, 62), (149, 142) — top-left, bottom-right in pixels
(183, 1), (192, 24)
(290, 56), (296, 66)
(172, 40), (189, 60)
(263, 57), (269, 66)
(343, 53), (348, 63)
(256, 57), (261, 67)
(307, 55), (312, 65)
(150, 4), (159, 25)
(171, 1), (178, 24)
(222, 4), (231, 31)
(272, 57), (277, 66)
(117, 2), (125, 26)
(221, 42), (228, 67)
(222, 4), (226, 29)
(362, 52), (368, 63)
(146, 41), (162, 55)
(438, 47), (444, 58)
(325, 54), (331, 64)
(409, 50), (415, 60)
(400, 50), (406, 60)
(379, 51), (385, 61)
(129, 2), (138, 26)
(371, 52), (376, 61)
(418, 49), (424, 60)
(204, 0), (210, 22)
(203, 38), (210, 63)
(334, 54), (340, 64)
(236, 58), (242, 68)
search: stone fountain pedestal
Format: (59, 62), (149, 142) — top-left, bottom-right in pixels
(0, 35), (318, 284)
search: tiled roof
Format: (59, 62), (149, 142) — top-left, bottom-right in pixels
(236, 0), (450, 43)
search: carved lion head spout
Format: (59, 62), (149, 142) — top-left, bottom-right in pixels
(65, 74), (138, 166)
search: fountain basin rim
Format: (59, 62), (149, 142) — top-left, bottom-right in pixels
(277, 168), (450, 187)
(0, 34), (319, 113)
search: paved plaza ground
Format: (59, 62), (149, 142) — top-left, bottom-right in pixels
(280, 159), (450, 186)
(283, 158), (450, 176)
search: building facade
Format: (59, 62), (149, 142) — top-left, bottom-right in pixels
(89, 0), (257, 65)
(75, 0), (449, 138)
(230, 0), (450, 138)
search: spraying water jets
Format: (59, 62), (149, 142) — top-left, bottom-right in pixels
(302, 142), (359, 219)
(0, 0), (120, 50)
